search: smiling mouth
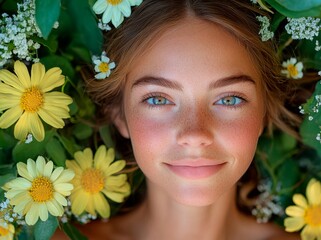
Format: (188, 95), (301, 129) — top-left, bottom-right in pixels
(164, 161), (226, 179)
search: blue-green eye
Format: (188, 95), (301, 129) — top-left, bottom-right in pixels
(146, 96), (171, 105)
(216, 96), (243, 106)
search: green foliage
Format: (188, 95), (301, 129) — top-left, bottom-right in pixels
(34, 215), (59, 240)
(35, 0), (61, 38)
(265, 0), (321, 17)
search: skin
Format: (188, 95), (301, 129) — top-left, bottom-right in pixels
(54, 16), (299, 240)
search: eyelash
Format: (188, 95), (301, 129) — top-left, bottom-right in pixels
(142, 93), (173, 108)
(142, 93), (247, 109)
(215, 94), (247, 108)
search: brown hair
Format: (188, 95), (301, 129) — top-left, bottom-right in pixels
(86, 0), (299, 136)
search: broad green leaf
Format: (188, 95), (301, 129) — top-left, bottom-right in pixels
(40, 55), (75, 79)
(35, 0), (61, 39)
(277, 158), (300, 189)
(61, 222), (88, 240)
(99, 125), (116, 148)
(45, 137), (67, 166)
(73, 123), (93, 140)
(12, 131), (55, 163)
(265, 0), (321, 17)
(64, 0), (103, 55)
(34, 214), (59, 240)
(0, 172), (16, 187)
(0, 130), (16, 149)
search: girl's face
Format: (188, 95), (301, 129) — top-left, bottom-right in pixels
(115, 16), (265, 206)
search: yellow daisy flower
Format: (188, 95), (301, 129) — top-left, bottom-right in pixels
(66, 145), (130, 218)
(0, 220), (14, 240)
(285, 178), (321, 240)
(0, 60), (73, 142)
(3, 156), (75, 225)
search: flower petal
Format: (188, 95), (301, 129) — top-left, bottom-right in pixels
(31, 62), (46, 86)
(0, 106), (23, 129)
(284, 217), (305, 232)
(39, 67), (64, 92)
(14, 61), (31, 89)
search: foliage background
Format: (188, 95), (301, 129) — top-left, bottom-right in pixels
(1, 0), (321, 239)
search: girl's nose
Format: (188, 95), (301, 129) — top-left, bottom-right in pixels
(176, 107), (214, 148)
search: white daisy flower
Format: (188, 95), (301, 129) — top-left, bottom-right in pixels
(92, 52), (116, 79)
(281, 58), (304, 79)
(93, 0), (143, 28)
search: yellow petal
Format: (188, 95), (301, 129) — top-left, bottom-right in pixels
(14, 61), (31, 89)
(301, 225), (319, 240)
(31, 62), (45, 86)
(93, 192), (110, 218)
(39, 67), (64, 92)
(0, 106), (23, 128)
(307, 179), (321, 205)
(46, 200), (61, 216)
(71, 190), (89, 215)
(105, 174), (127, 187)
(65, 160), (82, 175)
(53, 169), (75, 184)
(94, 145), (107, 169)
(37, 108), (65, 128)
(293, 194), (308, 209)
(285, 206), (305, 217)
(13, 112), (31, 141)
(29, 113), (45, 142)
(36, 156), (46, 175)
(0, 93), (20, 111)
(43, 161), (54, 178)
(26, 158), (37, 178)
(0, 69), (25, 91)
(74, 149), (93, 170)
(50, 167), (64, 182)
(53, 192), (67, 206)
(38, 203), (49, 221)
(284, 217), (305, 232)
(25, 203), (40, 225)
(17, 162), (33, 181)
(0, 83), (22, 96)
(102, 189), (126, 203)
(106, 160), (126, 176)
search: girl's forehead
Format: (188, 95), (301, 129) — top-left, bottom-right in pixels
(126, 16), (262, 87)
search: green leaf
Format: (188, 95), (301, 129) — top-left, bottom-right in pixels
(0, 130), (16, 149)
(277, 158), (300, 189)
(300, 81), (321, 158)
(61, 222), (88, 240)
(64, 0), (103, 55)
(12, 131), (55, 163)
(34, 214), (59, 240)
(265, 0), (321, 17)
(35, 0), (61, 39)
(40, 55), (75, 79)
(73, 123), (93, 140)
(99, 125), (116, 148)
(45, 137), (67, 166)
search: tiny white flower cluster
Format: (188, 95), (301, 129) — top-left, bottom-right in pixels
(0, 198), (24, 225)
(251, 180), (283, 223)
(285, 17), (320, 41)
(0, 0), (42, 67)
(256, 16), (274, 41)
(60, 199), (97, 224)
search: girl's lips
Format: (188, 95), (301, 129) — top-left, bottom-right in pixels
(164, 160), (226, 179)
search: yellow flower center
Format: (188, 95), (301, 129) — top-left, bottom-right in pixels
(98, 62), (109, 73)
(29, 176), (54, 202)
(287, 64), (298, 77)
(305, 205), (321, 226)
(0, 226), (9, 236)
(107, 0), (122, 5)
(81, 168), (105, 193)
(20, 87), (44, 112)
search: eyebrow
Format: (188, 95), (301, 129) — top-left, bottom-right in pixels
(131, 74), (256, 90)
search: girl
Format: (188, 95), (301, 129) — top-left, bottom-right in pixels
(55, 0), (300, 239)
